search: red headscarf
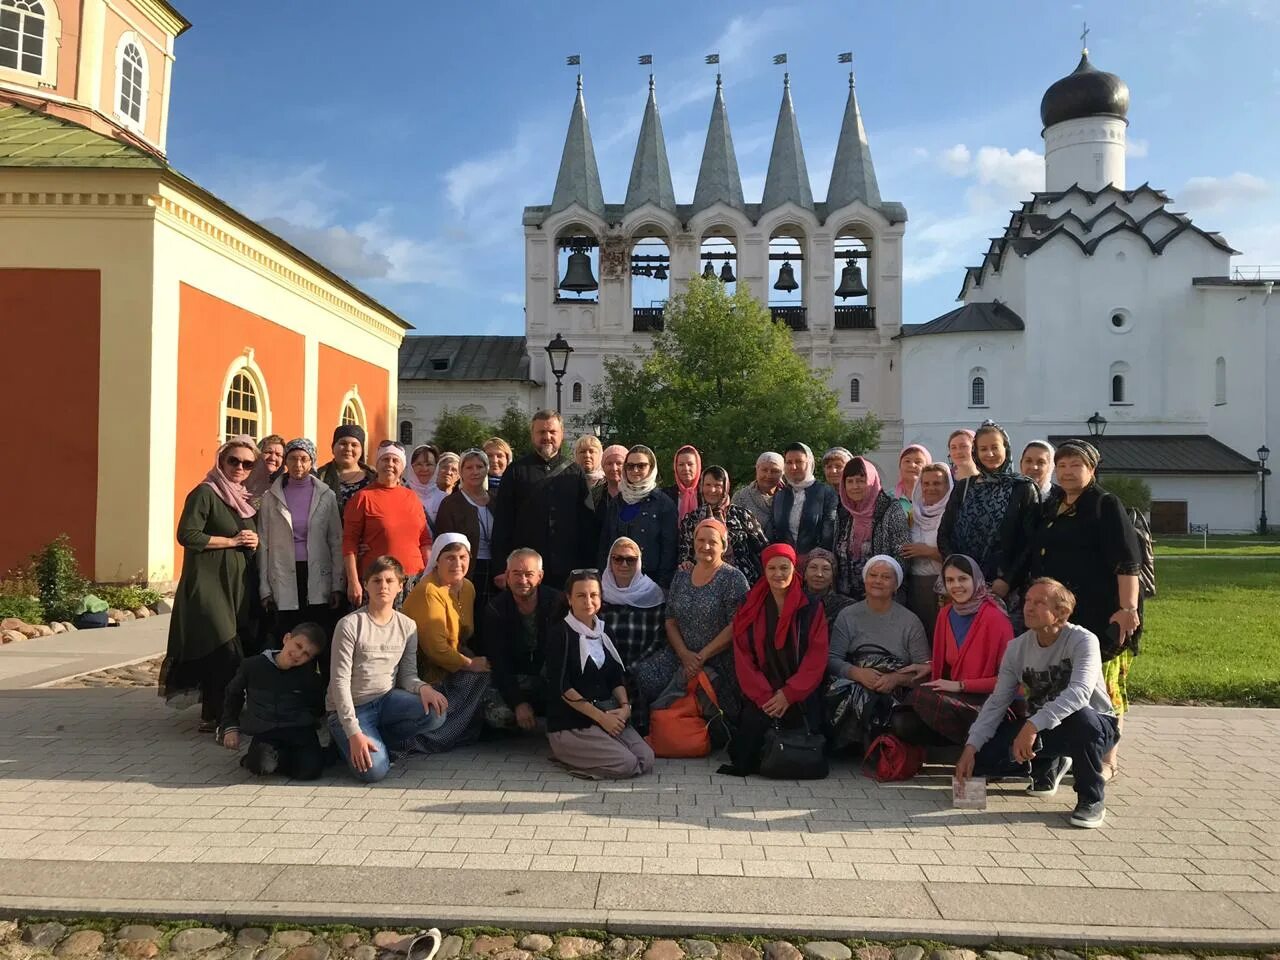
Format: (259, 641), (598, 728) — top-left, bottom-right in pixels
(734, 543), (805, 649)
(673, 445), (702, 522)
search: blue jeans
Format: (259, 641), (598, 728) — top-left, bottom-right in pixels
(328, 688), (446, 783)
(974, 706), (1119, 805)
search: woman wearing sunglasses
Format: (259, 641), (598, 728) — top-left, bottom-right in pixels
(595, 445), (678, 590)
(161, 436), (262, 736)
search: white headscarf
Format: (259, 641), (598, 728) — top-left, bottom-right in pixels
(563, 611), (624, 670)
(1021, 440), (1057, 498)
(863, 554), (904, 589)
(620, 445), (659, 505)
(910, 469), (954, 538)
(785, 442), (817, 491)
(601, 537), (665, 608)
(426, 532), (470, 576)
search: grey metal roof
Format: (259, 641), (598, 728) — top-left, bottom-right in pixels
(624, 78), (676, 215)
(826, 74), (881, 211)
(896, 301), (1025, 339)
(761, 75), (814, 213)
(1045, 434), (1260, 476)
(399, 336), (534, 382)
(550, 77), (605, 218)
(691, 77), (745, 215)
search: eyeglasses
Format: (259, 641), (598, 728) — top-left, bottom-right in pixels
(624, 462), (649, 472)
(610, 556), (638, 565)
(223, 456), (255, 470)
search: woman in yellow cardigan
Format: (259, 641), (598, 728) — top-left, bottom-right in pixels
(401, 532), (491, 753)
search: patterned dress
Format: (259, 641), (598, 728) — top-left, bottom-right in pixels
(632, 564), (749, 720)
(601, 602), (667, 671)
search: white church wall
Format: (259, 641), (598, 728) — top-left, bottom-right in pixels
(398, 381), (539, 446)
(1143, 475), (1259, 533)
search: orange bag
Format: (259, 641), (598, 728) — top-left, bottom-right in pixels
(645, 672), (721, 758)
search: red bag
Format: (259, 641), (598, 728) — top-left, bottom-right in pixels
(646, 672), (720, 758)
(864, 733), (925, 782)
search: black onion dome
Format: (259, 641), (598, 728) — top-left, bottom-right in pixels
(1040, 51), (1129, 128)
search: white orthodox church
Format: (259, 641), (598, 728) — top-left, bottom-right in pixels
(399, 50), (1276, 534)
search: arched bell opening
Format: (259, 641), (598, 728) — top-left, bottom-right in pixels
(555, 224), (600, 303)
(768, 228), (806, 331)
(630, 233), (670, 332)
(698, 230), (738, 296)
(834, 226), (874, 330)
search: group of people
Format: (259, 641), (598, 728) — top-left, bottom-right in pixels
(160, 410), (1146, 829)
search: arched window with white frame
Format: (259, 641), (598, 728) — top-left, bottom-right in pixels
(223, 370), (266, 441)
(1109, 361), (1130, 405)
(0, 0), (60, 85)
(399, 420), (414, 445)
(571, 381), (583, 405)
(1214, 356), (1227, 405)
(849, 377), (861, 404)
(113, 32), (147, 130)
(968, 368), (987, 408)
(339, 388), (365, 430)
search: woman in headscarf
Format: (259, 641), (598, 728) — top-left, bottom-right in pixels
(1020, 440), (1058, 501)
(893, 554), (1014, 747)
(948, 429), (980, 481)
(938, 421), (1039, 589)
(160, 437), (260, 735)
(596, 444), (678, 589)
(633, 517), (750, 720)
(719, 543), (829, 778)
(901, 463), (954, 639)
(424, 452), (460, 530)
(821, 447), (853, 489)
(833, 457), (910, 601)
(342, 441), (433, 608)
(257, 438), (344, 663)
(574, 435), (605, 489)
(318, 425), (377, 517)
(403, 444), (440, 512)
(592, 443), (628, 511)
(1008, 439), (1143, 782)
(893, 445), (931, 522)
(434, 448), (495, 619)
(243, 433), (287, 650)
(544, 569), (654, 779)
(401, 533), (490, 753)
(732, 452), (784, 538)
(661, 445), (703, 524)
(801, 548), (852, 630)
(600, 536), (667, 670)
(771, 443), (838, 555)
(678, 465), (768, 583)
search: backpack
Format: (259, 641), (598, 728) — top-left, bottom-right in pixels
(1096, 494), (1156, 598)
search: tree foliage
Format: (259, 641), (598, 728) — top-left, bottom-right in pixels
(590, 276), (881, 482)
(431, 408), (491, 454)
(1101, 473), (1152, 512)
(490, 403), (532, 458)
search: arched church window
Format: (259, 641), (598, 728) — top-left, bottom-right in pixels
(340, 393), (365, 428)
(399, 420), (414, 445)
(224, 371), (262, 441)
(968, 369), (987, 408)
(571, 382), (583, 405)
(849, 378), (861, 404)
(0, 0), (47, 75)
(115, 35), (146, 127)
(1214, 357), (1227, 405)
(1111, 375), (1125, 404)
(1109, 361), (1130, 405)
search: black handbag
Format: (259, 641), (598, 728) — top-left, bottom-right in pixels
(758, 720), (828, 780)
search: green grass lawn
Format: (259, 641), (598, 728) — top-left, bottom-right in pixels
(1132, 553), (1280, 705)
(1155, 533), (1280, 558)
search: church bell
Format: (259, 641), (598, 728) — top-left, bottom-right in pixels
(835, 262), (868, 299)
(719, 260), (736, 283)
(559, 250), (598, 294)
(653, 263), (668, 281)
(702, 261), (716, 280)
(773, 260), (798, 293)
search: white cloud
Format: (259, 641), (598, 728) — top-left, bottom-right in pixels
(1128, 138), (1149, 159)
(972, 146), (1043, 195)
(259, 218), (392, 280)
(938, 144), (971, 176)
(1179, 172), (1270, 210)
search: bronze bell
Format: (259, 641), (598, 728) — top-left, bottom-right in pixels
(835, 261), (868, 299)
(653, 263), (668, 281)
(773, 260), (798, 292)
(702, 261), (716, 280)
(719, 260), (736, 283)
(559, 250), (598, 293)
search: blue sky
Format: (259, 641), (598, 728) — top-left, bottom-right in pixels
(169, 0), (1280, 333)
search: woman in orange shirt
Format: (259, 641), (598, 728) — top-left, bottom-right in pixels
(343, 441), (432, 607)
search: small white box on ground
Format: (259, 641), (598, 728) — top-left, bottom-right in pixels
(952, 776), (987, 809)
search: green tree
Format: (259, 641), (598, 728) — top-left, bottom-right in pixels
(431, 407), (490, 454)
(1100, 473), (1152, 512)
(591, 276), (881, 482)
(490, 402), (532, 458)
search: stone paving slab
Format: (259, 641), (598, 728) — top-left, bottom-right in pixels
(0, 688), (1278, 944)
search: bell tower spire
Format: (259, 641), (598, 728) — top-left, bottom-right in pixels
(761, 72), (814, 212)
(624, 75), (676, 214)
(550, 74), (605, 217)
(691, 74), (745, 214)
(827, 67), (882, 211)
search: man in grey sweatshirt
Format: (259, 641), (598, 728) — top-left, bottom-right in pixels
(956, 578), (1118, 829)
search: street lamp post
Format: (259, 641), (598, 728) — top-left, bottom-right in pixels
(1086, 411), (1108, 437)
(1259, 444), (1271, 535)
(544, 333), (573, 414)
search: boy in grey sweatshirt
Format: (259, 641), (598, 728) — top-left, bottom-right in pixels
(957, 579), (1118, 828)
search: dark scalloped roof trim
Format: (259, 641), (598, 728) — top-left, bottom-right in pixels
(1034, 181), (1171, 206)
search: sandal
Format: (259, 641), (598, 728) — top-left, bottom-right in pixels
(406, 930), (442, 960)
(1100, 760), (1119, 783)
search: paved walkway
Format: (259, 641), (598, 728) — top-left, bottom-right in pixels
(0, 615), (168, 689)
(0, 685), (1277, 945)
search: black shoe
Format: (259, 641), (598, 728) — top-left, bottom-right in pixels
(1069, 799), (1106, 829)
(256, 743), (280, 775)
(1027, 756), (1072, 797)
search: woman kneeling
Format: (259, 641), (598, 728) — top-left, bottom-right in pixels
(894, 554), (1014, 746)
(545, 570), (655, 779)
(721, 544), (829, 777)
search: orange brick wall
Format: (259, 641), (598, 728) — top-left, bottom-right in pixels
(317, 344), (390, 455)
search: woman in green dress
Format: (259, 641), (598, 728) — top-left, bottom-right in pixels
(159, 437), (261, 734)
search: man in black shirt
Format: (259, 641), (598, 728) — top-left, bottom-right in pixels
(484, 548), (563, 731)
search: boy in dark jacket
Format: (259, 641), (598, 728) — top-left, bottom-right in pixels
(221, 623), (326, 779)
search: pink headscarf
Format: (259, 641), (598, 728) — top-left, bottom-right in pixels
(203, 437), (258, 520)
(894, 444), (932, 500)
(673, 445), (702, 522)
(839, 456), (881, 561)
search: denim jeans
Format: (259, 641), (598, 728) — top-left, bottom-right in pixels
(974, 706), (1119, 805)
(328, 688), (446, 783)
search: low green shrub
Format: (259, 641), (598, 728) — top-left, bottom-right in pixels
(0, 592), (44, 624)
(32, 536), (88, 623)
(92, 583), (162, 611)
